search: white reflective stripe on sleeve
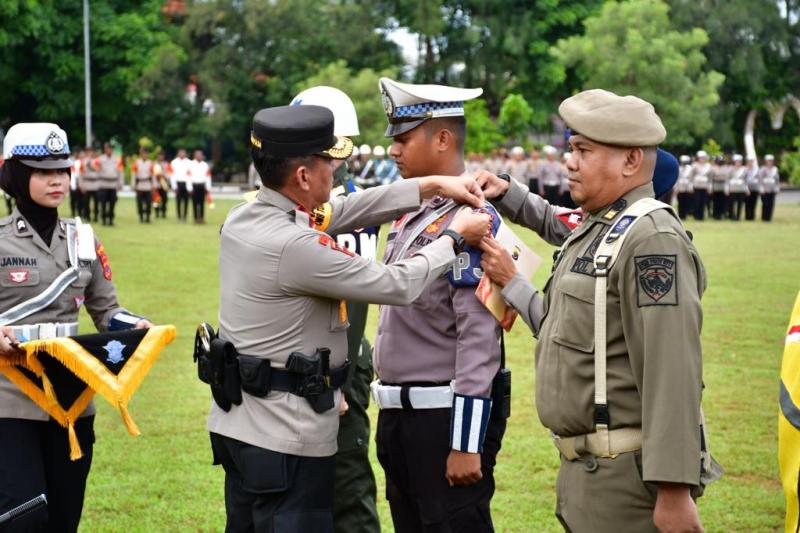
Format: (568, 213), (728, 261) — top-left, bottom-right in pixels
(467, 400), (484, 452)
(112, 312), (140, 325)
(451, 395), (464, 448)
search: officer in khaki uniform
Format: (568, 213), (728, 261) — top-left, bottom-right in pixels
(96, 142), (123, 226)
(477, 90), (718, 532)
(289, 85), (382, 533)
(0, 123), (150, 532)
(131, 148), (156, 223)
(207, 104), (490, 533)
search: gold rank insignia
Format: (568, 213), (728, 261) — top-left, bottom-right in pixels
(312, 202), (333, 231)
(603, 209), (619, 220)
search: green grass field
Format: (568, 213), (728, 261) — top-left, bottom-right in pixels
(73, 196), (799, 532)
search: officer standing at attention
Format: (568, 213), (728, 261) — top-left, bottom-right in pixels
(675, 154), (694, 219)
(131, 147), (156, 223)
(537, 145), (563, 202)
(728, 154), (749, 221)
(170, 148), (191, 223)
(690, 150), (711, 220)
(0, 123), (152, 532)
(289, 85), (381, 533)
(96, 142), (123, 226)
(372, 77), (505, 532)
(744, 155), (760, 220)
(758, 154), (780, 222)
(477, 90), (717, 532)
(80, 146), (100, 222)
(207, 104), (491, 532)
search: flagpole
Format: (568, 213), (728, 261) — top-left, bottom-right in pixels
(83, 0), (93, 148)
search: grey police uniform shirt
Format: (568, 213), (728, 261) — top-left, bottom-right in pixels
(690, 162), (711, 190)
(0, 210), (127, 420)
(133, 158), (156, 192)
(729, 166), (749, 193)
(536, 160), (565, 188)
(97, 154), (123, 190)
(676, 164), (694, 193)
(80, 157), (100, 192)
(745, 165), (760, 192)
(373, 193), (501, 401)
(759, 166), (780, 194)
(207, 179), (457, 457)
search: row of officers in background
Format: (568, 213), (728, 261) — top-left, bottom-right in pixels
(467, 146), (783, 222)
(62, 146), (212, 225)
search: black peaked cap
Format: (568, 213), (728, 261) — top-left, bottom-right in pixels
(251, 105), (338, 158)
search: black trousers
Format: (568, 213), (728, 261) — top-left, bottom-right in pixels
(98, 188), (118, 225)
(136, 190), (153, 222)
(0, 416), (95, 533)
(528, 178), (540, 196)
(711, 191), (727, 219)
(676, 192), (693, 220)
(210, 433), (335, 533)
(82, 191), (99, 222)
(543, 184), (561, 205)
(376, 408), (506, 533)
(191, 184), (207, 222)
(175, 182), (190, 221)
(69, 189), (83, 218)
(761, 192), (776, 221)
(729, 192), (747, 220)
(156, 187), (168, 218)
(745, 192), (759, 220)
(693, 190), (708, 220)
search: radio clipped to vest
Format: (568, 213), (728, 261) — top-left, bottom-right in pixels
(491, 332), (511, 420)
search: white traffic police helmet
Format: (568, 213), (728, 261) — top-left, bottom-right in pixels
(290, 86), (360, 137)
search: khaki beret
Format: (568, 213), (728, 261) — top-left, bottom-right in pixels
(558, 89), (666, 146)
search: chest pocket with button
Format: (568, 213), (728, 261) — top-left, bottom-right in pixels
(0, 269), (40, 288)
(551, 276), (596, 354)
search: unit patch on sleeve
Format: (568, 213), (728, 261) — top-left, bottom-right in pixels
(635, 254), (677, 306)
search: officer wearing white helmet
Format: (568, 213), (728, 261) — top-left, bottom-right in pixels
(372, 145), (399, 186)
(289, 85), (381, 533)
(758, 154), (780, 221)
(534, 144), (564, 203)
(506, 146), (531, 190)
(676, 154), (694, 219)
(690, 150), (711, 220)
(355, 143), (374, 187)
(0, 123), (152, 531)
(728, 154), (749, 220)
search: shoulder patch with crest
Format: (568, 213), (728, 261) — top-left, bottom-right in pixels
(635, 254), (677, 306)
(96, 242), (112, 280)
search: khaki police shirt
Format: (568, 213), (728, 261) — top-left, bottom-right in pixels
(0, 210), (126, 420)
(536, 160), (565, 187)
(79, 157), (100, 192)
(207, 179), (457, 457)
(495, 181), (706, 486)
(759, 166), (780, 194)
(132, 158), (156, 192)
(374, 193), (501, 398)
(97, 154), (123, 190)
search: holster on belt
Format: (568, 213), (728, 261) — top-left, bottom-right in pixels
(194, 323), (242, 412)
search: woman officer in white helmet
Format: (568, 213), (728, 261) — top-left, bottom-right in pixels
(289, 86), (381, 533)
(0, 123), (152, 532)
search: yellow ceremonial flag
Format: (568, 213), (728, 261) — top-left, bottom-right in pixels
(780, 291), (800, 533)
(0, 325), (176, 460)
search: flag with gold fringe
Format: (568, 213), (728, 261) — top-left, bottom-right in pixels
(0, 325), (176, 460)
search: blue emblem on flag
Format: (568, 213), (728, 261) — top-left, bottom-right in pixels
(103, 340), (126, 364)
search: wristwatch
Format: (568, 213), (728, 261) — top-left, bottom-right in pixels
(440, 229), (466, 253)
(495, 173), (511, 201)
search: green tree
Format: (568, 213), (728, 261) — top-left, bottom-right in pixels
(551, 0), (725, 147)
(463, 99), (503, 155)
(297, 61), (398, 148)
(780, 136), (800, 186)
(498, 93), (533, 145)
(668, 0), (799, 150)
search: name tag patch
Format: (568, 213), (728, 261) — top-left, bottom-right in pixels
(635, 254), (678, 306)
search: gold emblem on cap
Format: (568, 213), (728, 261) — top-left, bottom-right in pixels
(320, 136), (354, 160)
(250, 132), (262, 149)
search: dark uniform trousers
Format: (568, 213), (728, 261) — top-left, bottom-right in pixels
(543, 185), (561, 206)
(210, 433), (335, 533)
(676, 192), (693, 220)
(175, 182), (190, 221)
(711, 191), (727, 219)
(98, 188), (118, 225)
(136, 191), (153, 222)
(156, 186), (169, 218)
(191, 184), (207, 222)
(69, 189), (83, 218)
(376, 408), (506, 533)
(744, 192), (759, 220)
(761, 193), (776, 221)
(729, 193), (746, 220)
(82, 191), (99, 222)
(333, 339), (379, 533)
(693, 190), (708, 220)
(0, 416), (95, 533)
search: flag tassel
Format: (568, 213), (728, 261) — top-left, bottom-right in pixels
(119, 402), (140, 436)
(67, 419), (83, 460)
